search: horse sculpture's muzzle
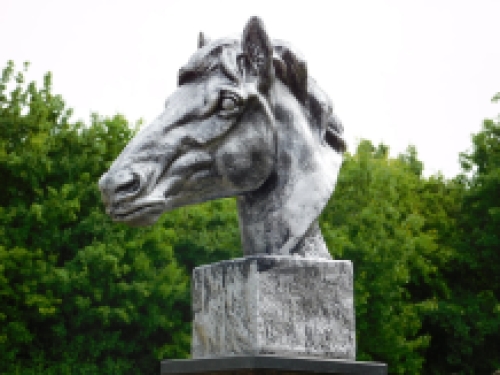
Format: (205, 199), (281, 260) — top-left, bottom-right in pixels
(98, 169), (144, 211)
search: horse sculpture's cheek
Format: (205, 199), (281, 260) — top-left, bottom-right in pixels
(215, 127), (275, 191)
(219, 150), (273, 190)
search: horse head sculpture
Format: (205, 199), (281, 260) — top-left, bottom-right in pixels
(99, 17), (346, 259)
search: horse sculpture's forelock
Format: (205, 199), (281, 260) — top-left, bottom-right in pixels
(178, 37), (346, 154)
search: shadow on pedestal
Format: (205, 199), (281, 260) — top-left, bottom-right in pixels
(161, 355), (387, 375)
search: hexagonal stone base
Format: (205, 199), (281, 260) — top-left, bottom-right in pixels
(191, 256), (355, 359)
(161, 355), (387, 375)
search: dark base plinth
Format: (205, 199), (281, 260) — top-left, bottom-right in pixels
(161, 355), (387, 375)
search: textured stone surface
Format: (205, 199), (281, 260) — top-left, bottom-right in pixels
(192, 256), (355, 359)
(161, 355), (387, 375)
(98, 17), (346, 259)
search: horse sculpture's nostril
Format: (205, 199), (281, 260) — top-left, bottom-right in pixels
(115, 172), (142, 196)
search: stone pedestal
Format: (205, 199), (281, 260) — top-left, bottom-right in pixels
(191, 256), (355, 359)
(161, 355), (387, 375)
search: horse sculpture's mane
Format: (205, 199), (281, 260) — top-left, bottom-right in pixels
(178, 38), (346, 155)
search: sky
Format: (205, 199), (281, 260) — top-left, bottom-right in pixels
(2, 0), (500, 178)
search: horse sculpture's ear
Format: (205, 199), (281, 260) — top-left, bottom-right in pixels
(242, 16), (274, 91)
(198, 32), (210, 48)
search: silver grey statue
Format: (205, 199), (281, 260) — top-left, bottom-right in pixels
(99, 17), (346, 260)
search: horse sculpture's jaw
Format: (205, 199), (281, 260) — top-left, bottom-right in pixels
(98, 17), (345, 259)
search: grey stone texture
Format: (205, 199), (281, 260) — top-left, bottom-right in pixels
(192, 256), (355, 360)
(97, 16), (380, 371)
(161, 355), (387, 375)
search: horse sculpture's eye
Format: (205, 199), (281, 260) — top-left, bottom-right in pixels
(218, 92), (243, 118)
(221, 97), (237, 110)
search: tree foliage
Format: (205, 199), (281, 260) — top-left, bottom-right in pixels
(321, 141), (445, 374)
(0, 61), (191, 375)
(424, 102), (500, 375)
(1, 60), (499, 374)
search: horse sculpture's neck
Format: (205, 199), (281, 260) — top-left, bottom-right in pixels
(236, 81), (341, 259)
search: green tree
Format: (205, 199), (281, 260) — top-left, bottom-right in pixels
(425, 96), (500, 375)
(0, 61), (191, 374)
(397, 145), (423, 177)
(5, 57), (499, 375)
(321, 140), (445, 374)
(414, 174), (465, 375)
(165, 198), (241, 274)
